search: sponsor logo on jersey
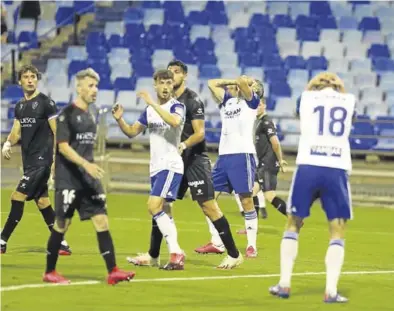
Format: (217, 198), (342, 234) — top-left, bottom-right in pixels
(76, 132), (96, 144)
(21, 175), (30, 181)
(310, 145), (342, 157)
(188, 180), (205, 187)
(224, 107), (241, 119)
(20, 117), (36, 127)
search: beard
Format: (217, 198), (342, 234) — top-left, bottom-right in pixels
(173, 80), (183, 90)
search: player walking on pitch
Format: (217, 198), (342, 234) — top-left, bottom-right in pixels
(113, 69), (186, 270)
(196, 76), (263, 258)
(269, 72), (355, 303)
(43, 68), (135, 284)
(128, 60), (243, 269)
(1, 65), (71, 255)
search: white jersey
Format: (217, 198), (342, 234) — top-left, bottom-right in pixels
(296, 88), (356, 171)
(138, 99), (185, 176)
(218, 92), (259, 155)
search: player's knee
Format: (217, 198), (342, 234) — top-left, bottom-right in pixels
(328, 218), (346, 239)
(35, 197), (50, 209)
(264, 191), (276, 202)
(11, 191), (27, 202)
(252, 183), (260, 196)
(162, 202), (173, 217)
(53, 218), (70, 233)
(199, 199), (222, 220)
(286, 215), (302, 233)
(147, 196), (164, 215)
(91, 214), (109, 232)
(238, 194), (254, 212)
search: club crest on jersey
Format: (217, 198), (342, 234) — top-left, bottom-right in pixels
(76, 115), (82, 122)
(32, 102), (38, 109)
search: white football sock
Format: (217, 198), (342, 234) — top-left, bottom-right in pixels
(0, 239), (6, 245)
(279, 231), (299, 288)
(325, 239), (345, 297)
(154, 211), (182, 254)
(244, 210), (258, 249)
(234, 193), (244, 212)
(257, 191), (266, 208)
(206, 216), (223, 247)
(61, 240), (68, 247)
(169, 217), (178, 242)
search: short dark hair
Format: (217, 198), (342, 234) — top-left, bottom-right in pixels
(18, 64), (41, 81)
(167, 59), (188, 73)
(153, 69), (174, 81)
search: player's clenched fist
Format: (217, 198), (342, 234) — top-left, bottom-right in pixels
(83, 161), (105, 179)
(137, 91), (154, 106)
(112, 102), (124, 121)
(2, 141), (12, 160)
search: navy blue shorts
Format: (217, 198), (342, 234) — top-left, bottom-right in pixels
(212, 153), (256, 194)
(287, 165), (352, 221)
(150, 170), (183, 202)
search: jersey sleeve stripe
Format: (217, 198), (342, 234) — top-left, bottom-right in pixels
(48, 113), (58, 120)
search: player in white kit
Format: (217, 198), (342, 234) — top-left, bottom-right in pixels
(112, 69), (186, 270)
(202, 76), (263, 258)
(269, 72), (355, 303)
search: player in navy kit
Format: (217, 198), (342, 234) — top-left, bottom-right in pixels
(1, 65), (71, 255)
(43, 68), (135, 284)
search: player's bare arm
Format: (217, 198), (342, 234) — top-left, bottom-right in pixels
(137, 91), (182, 127)
(269, 135), (287, 173)
(48, 118), (57, 175)
(2, 119), (21, 159)
(58, 142), (104, 179)
(112, 103), (146, 138)
(207, 79), (238, 104)
(237, 76), (254, 101)
(179, 119), (205, 154)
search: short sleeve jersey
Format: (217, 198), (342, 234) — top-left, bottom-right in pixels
(254, 115), (280, 170)
(14, 92), (57, 168)
(55, 104), (98, 190)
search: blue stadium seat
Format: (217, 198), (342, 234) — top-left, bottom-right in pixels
(310, 1), (332, 17)
(318, 16), (337, 29)
(373, 58), (394, 72)
(250, 14), (271, 28)
(68, 60), (88, 79)
(358, 17), (380, 31)
(272, 15), (294, 28)
(108, 34), (124, 48)
(132, 63), (154, 77)
(98, 78), (113, 90)
(350, 119), (377, 150)
(3, 85), (23, 101)
(74, 1), (95, 14)
(188, 11), (210, 25)
(239, 53), (261, 67)
(373, 129), (394, 151)
(374, 116), (394, 134)
(125, 23), (145, 37)
(124, 8), (144, 24)
(297, 27), (320, 41)
(17, 31), (38, 49)
(285, 56), (306, 69)
(368, 44), (391, 59)
(199, 65), (221, 79)
(307, 56), (328, 71)
(269, 82), (291, 97)
(295, 15), (318, 29)
(142, 1), (162, 9)
(56, 7), (75, 26)
(114, 77), (137, 92)
(162, 1), (184, 15)
(262, 55), (283, 69)
(338, 16), (358, 30)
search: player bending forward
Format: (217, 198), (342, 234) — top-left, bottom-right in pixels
(196, 76), (263, 258)
(1, 64), (71, 255)
(43, 68), (135, 284)
(113, 69), (186, 270)
(269, 72), (355, 303)
(234, 97), (289, 232)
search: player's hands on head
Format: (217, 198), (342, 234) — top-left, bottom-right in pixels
(83, 161), (105, 179)
(280, 160), (288, 173)
(112, 102), (124, 121)
(240, 75), (254, 86)
(2, 141), (12, 160)
(137, 91), (154, 106)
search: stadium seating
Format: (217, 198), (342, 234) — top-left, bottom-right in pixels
(2, 0), (394, 150)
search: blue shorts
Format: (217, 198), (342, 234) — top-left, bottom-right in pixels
(212, 153), (256, 194)
(150, 170), (183, 202)
(287, 165), (353, 221)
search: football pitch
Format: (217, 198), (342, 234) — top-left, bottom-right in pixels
(1, 189), (394, 311)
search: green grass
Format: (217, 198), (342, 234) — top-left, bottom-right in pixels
(1, 189), (394, 311)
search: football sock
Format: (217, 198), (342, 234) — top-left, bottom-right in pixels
(244, 210), (258, 249)
(170, 216), (178, 242)
(325, 239), (345, 297)
(1, 200), (24, 242)
(279, 231), (299, 288)
(148, 218), (163, 259)
(212, 216), (239, 258)
(46, 230), (64, 273)
(257, 191), (266, 208)
(206, 216), (223, 247)
(234, 193), (244, 213)
(154, 211), (182, 254)
(39, 205), (55, 232)
(97, 230), (116, 273)
(272, 196), (287, 216)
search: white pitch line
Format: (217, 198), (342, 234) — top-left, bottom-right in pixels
(2, 270), (394, 292)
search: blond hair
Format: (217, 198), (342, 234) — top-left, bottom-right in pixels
(306, 72), (345, 93)
(75, 68), (100, 84)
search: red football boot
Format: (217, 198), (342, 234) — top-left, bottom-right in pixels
(43, 271), (70, 284)
(194, 243), (225, 254)
(107, 266), (136, 285)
